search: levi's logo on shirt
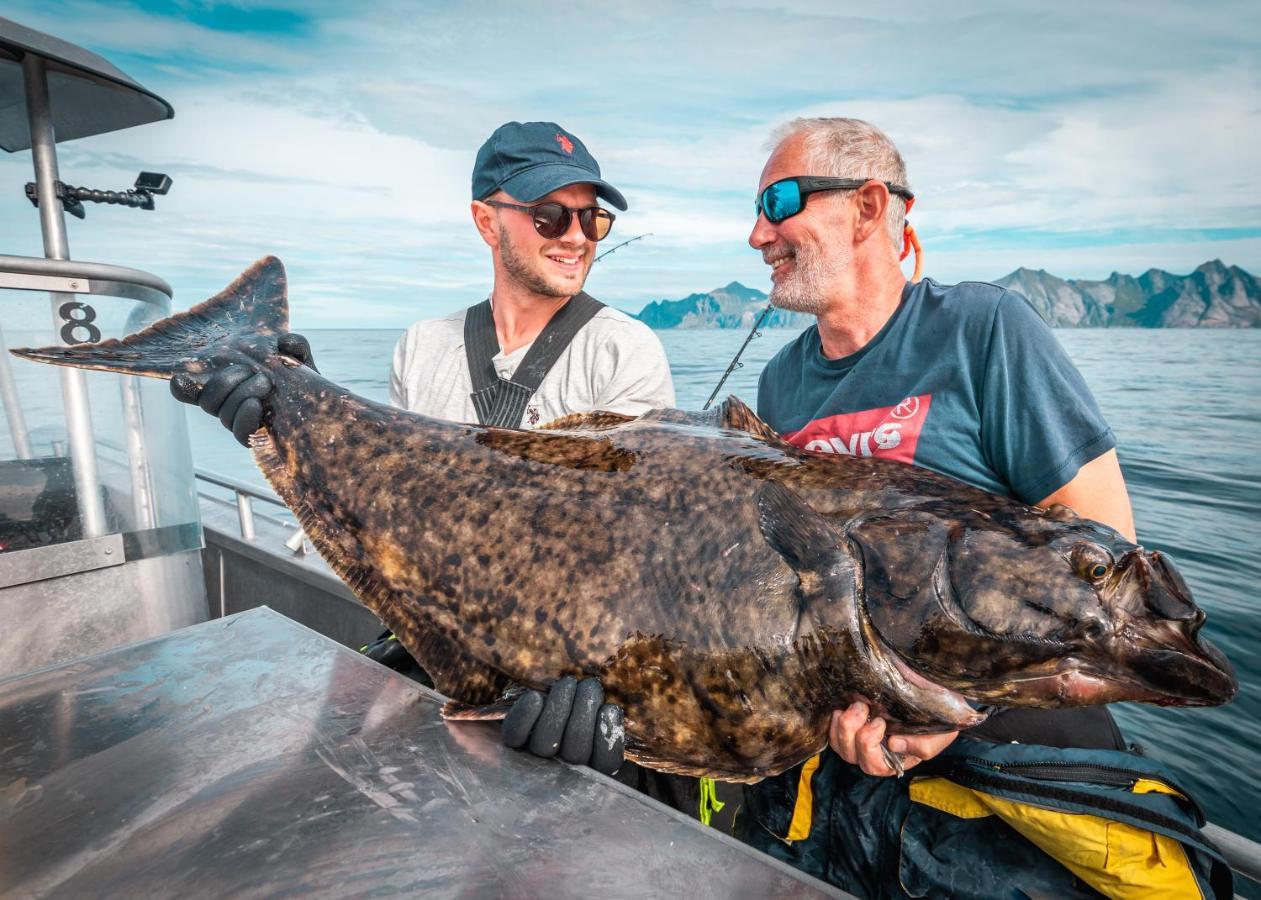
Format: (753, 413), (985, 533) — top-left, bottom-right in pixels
(784, 394), (932, 464)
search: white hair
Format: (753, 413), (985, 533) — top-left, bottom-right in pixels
(767, 117), (910, 250)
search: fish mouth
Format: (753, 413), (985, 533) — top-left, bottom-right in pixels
(936, 636), (1239, 709)
(1121, 633), (1239, 706)
(1110, 617), (1238, 707)
(952, 664), (1135, 706)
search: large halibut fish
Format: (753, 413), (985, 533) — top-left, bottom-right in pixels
(13, 258), (1237, 783)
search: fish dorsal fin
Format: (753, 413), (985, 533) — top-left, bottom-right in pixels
(537, 406), (731, 431)
(719, 396), (784, 444)
(537, 410), (636, 431)
(536, 401), (785, 444)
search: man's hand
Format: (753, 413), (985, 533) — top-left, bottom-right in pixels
(829, 701), (958, 776)
(169, 333), (315, 447)
(501, 676), (624, 775)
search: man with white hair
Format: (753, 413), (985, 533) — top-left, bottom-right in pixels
(740, 117), (1138, 894)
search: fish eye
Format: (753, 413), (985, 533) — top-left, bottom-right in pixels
(1082, 620), (1108, 641)
(1071, 542), (1114, 582)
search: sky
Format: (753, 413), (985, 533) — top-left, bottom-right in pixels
(1, 0), (1259, 328)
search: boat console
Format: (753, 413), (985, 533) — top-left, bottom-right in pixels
(0, 16), (204, 679)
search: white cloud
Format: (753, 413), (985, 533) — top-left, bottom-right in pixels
(778, 63), (1261, 236)
(0, 0), (1256, 327)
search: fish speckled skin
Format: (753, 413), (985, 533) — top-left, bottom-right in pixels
(13, 257), (1238, 784)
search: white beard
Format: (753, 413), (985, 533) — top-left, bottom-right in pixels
(768, 241), (849, 315)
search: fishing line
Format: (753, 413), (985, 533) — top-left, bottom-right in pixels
(590, 232), (774, 411)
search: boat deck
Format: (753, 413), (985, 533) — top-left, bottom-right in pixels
(0, 606), (849, 898)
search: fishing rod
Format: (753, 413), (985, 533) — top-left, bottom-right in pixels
(595, 233), (651, 263)
(703, 302), (774, 410)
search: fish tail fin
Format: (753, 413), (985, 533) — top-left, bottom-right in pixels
(9, 256), (288, 381)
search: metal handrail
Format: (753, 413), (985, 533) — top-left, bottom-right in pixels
(0, 253), (172, 306)
(1204, 823), (1261, 884)
(193, 469), (280, 501)
(195, 468), (308, 551)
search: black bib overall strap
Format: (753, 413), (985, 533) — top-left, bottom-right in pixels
(463, 291), (605, 428)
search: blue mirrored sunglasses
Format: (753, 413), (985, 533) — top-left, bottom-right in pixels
(756, 176), (914, 224)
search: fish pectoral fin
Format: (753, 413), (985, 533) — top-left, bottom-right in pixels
(756, 479), (857, 579)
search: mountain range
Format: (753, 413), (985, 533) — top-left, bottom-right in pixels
(632, 260), (1260, 328)
(633, 281), (813, 330)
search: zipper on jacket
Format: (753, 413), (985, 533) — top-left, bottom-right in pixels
(959, 756), (1142, 788)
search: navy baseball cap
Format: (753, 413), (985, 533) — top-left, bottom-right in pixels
(472, 121), (628, 211)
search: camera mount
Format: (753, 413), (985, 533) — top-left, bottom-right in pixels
(25, 171), (172, 219)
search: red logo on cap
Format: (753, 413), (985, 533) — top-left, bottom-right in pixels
(556, 133), (574, 154)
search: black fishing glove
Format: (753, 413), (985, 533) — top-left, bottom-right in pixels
(501, 676), (624, 775)
(360, 630), (434, 687)
(169, 333), (316, 447)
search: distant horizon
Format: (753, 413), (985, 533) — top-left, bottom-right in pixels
(161, 256), (1261, 325)
(641, 256), (1254, 295)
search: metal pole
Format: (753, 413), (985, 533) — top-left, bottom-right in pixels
(22, 53), (107, 537)
(0, 323), (33, 459)
(235, 492), (256, 541)
(121, 376), (156, 530)
(119, 304), (162, 532)
(1203, 823), (1261, 885)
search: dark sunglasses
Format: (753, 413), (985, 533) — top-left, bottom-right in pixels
(756, 176), (915, 224)
(484, 200), (616, 242)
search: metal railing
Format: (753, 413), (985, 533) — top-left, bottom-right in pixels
(0, 254), (172, 307)
(1204, 823), (1261, 884)
(194, 469), (309, 553)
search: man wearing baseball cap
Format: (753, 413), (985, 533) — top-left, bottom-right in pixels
(183, 121), (671, 440)
(389, 120), (673, 430)
(387, 122), (673, 774)
(174, 122), (674, 776)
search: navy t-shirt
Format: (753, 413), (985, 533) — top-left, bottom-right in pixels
(757, 278), (1115, 505)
